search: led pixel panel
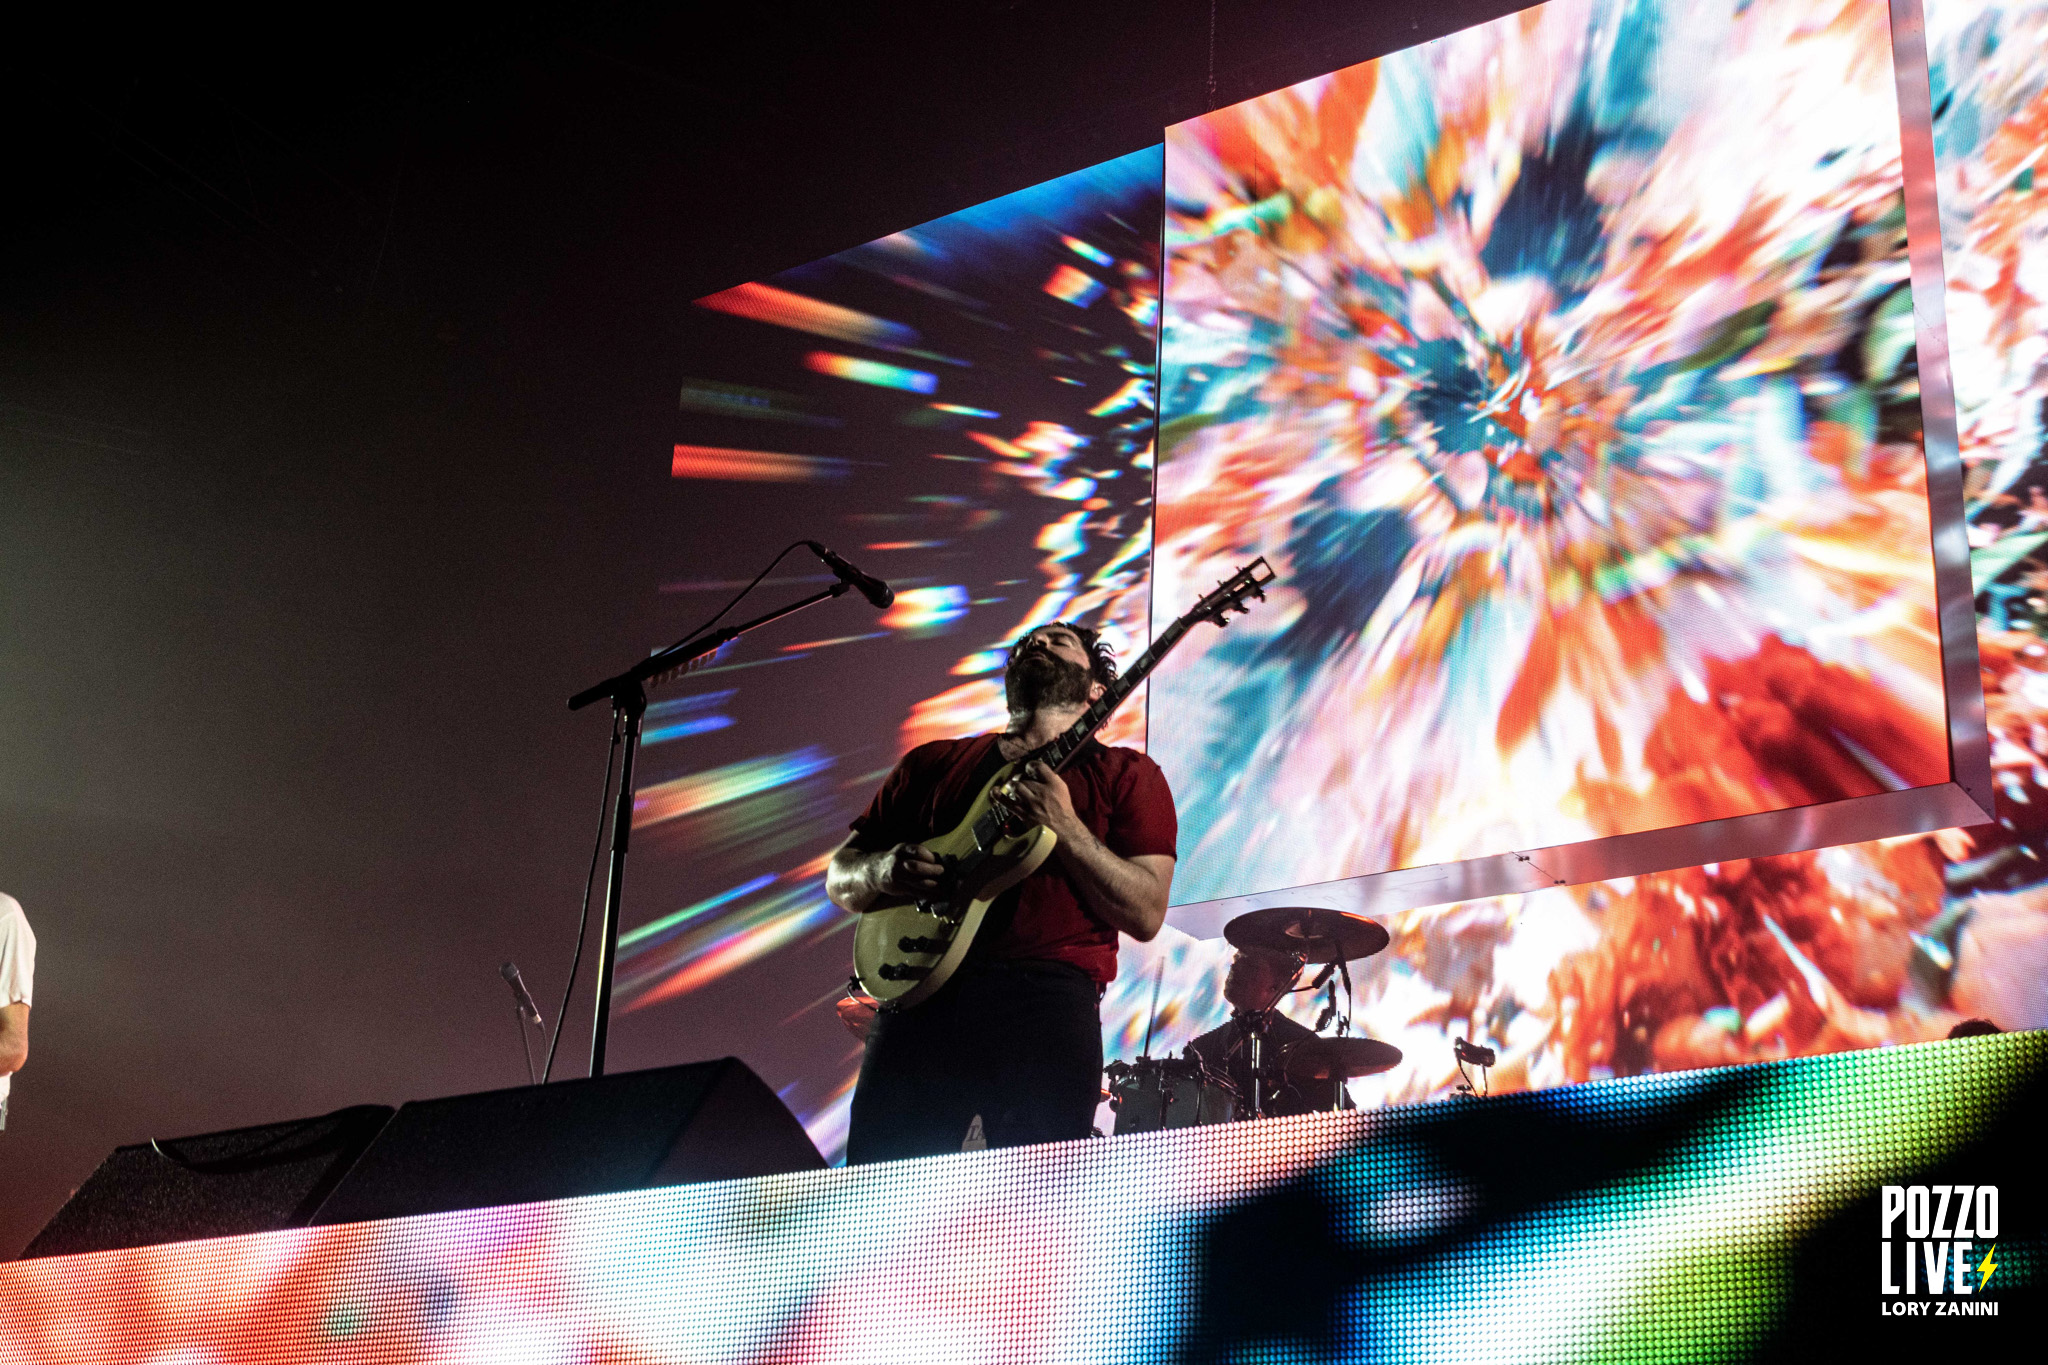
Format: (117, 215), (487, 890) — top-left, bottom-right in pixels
(1149, 0), (1987, 915)
(0, 1034), (2037, 1362)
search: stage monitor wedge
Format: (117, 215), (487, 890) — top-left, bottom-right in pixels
(308, 1058), (823, 1226)
(20, 1105), (394, 1259)
(1151, 0), (1991, 932)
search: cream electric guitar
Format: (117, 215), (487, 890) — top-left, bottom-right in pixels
(853, 558), (1276, 1009)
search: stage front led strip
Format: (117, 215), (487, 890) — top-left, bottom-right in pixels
(1149, 0), (1990, 925)
(0, 1034), (2036, 1362)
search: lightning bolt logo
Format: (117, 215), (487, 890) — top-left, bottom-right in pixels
(1979, 1245), (1999, 1290)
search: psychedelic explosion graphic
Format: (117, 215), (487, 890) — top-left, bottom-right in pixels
(1122, 0), (2048, 1113)
(1149, 0), (1953, 903)
(625, 149), (1161, 1158)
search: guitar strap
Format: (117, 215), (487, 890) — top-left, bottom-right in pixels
(955, 737), (1023, 967)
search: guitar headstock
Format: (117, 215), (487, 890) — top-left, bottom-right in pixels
(1186, 557), (1276, 629)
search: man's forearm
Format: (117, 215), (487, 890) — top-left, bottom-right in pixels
(829, 838), (949, 913)
(1048, 825), (1170, 940)
(0, 1003), (26, 1076)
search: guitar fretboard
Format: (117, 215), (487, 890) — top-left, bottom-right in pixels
(1034, 617), (1192, 773)
(999, 556), (1269, 775)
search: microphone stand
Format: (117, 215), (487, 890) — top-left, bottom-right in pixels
(568, 579), (851, 1077)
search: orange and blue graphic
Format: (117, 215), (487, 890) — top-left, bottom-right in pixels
(1150, 0), (1951, 905)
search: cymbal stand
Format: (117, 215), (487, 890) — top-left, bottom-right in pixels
(1245, 1010), (1269, 1119)
(1138, 957), (1164, 1061)
(1243, 952), (1303, 1119)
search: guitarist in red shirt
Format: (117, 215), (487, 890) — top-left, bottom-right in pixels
(827, 622), (1179, 1163)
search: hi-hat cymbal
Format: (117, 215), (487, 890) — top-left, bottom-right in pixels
(1223, 906), (1390, 962)
(1281, 1036), (1403, 1080)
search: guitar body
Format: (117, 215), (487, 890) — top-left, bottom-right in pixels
(849, 556), (1274, 1012)
(853, 761), (1058, 1009)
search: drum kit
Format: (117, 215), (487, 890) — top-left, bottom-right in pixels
(1103, 906), (1402, 1135)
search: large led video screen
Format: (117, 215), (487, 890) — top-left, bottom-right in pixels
(618, 149), (1162, 1158)
(1104, 0), (2048, 1107)
(1148, 0), (1981, 911)
(1, 1036), (2036, 1361)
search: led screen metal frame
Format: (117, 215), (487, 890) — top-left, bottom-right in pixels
(1159, 0), (1991, 939)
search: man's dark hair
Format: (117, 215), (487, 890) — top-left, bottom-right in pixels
(1008, 620), (1119, 687)
(1948, 1018), (2003, 1039)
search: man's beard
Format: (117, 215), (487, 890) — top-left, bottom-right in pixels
(1004, 649), (1094, 713)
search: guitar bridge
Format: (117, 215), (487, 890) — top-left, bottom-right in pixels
(897, 936), (950, 955)
(877, 962), (931, 982)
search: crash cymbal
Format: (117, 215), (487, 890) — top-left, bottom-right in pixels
(1281, 1036), (1403, 1080)
(1223, 906), (1390, 962)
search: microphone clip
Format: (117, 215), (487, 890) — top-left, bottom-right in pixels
(805, 541), (895, 609)
(1453, 1036), (1496, 1068)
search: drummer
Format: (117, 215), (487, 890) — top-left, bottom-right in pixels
(1187, 947), (1352, 1118)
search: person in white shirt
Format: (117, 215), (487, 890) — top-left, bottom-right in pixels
(0, 893), (34, 1131)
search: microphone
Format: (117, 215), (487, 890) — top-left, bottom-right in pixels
(806, 541), (895, 609)
(1453, 1037), (1496, 1068)
(500, 962), (544, 1028)
(1314, 992), (1338, 1033)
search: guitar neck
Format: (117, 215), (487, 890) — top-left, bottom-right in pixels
(1036, 618), (1193, 772)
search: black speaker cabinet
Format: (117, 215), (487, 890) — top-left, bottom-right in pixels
(307, 1057), (824, 1225)
(20, 1105), (394, 1259)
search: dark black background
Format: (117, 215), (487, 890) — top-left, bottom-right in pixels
(0, 0), (1528, 1254)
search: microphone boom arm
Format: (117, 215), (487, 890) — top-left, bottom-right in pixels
(564, 575), (853, 1079)
(569, 581), (849, 712)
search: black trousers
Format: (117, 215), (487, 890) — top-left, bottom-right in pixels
(846, 958), (1102, 1164)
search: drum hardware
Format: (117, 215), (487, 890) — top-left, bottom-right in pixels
(1223, 906), (1391, 963)
(1221, 905), (1395, 1119)
(1242, 1006), (1286, 1119)
(1311, 976), (1348, 1037)
(1139, 957), (1165, 1060)
(1453, 1036), (1495, 1096)
(1280, 1036), (1404, 1082)
(1103, 1056), (1239, 1134)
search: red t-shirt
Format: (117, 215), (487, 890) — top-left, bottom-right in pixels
(848, 734), (1178, 984)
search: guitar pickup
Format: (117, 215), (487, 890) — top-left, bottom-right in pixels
(897, 936), (950, 954)
(877, 962), (932, 981)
